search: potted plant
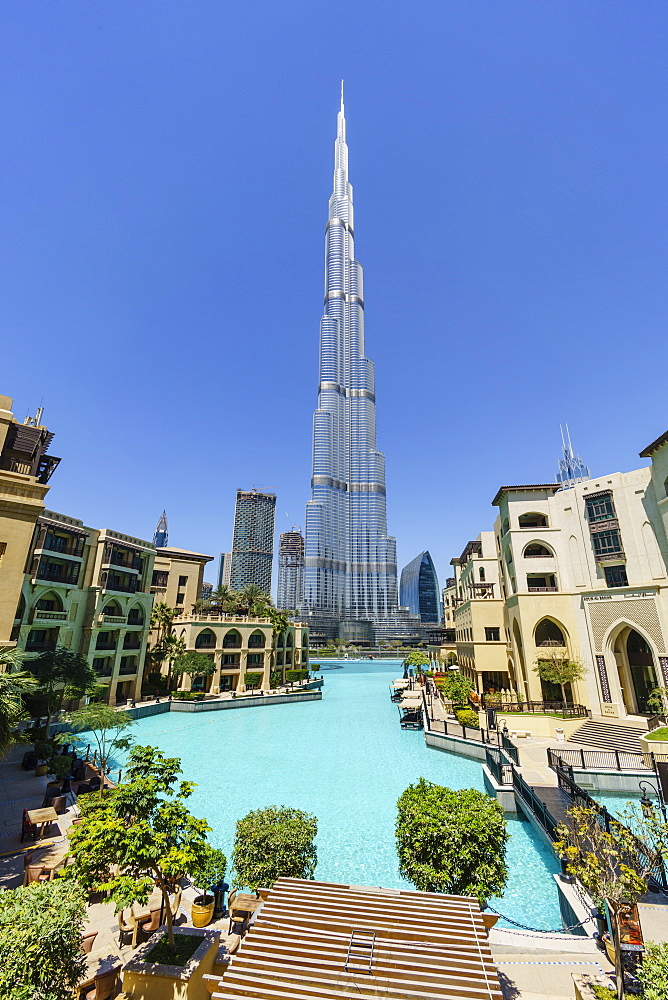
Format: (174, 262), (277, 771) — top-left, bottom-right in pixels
(34, 739), (54, 777)
(190, 848), (227, 928)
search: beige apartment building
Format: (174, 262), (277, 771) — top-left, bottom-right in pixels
(443, 428), (668, 719)
(168, 613), (310, 694)
(449, 533), (509, 694)
(150, 546), (213, 611)
(12, 510), (156, 704)
(0, 396), (59, 646)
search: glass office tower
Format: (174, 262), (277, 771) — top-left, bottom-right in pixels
(230, 489), (276, 594)
(400, 551), (440, 623)
(302, 89), (398, 620)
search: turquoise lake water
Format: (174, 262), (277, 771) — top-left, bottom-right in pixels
(122, 658), (561, 929)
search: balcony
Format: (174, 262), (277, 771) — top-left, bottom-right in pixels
(119, 665), (137, 675)
(42, 535), (85, 558)
(104, 550), (142, 572)
(100, 614), (127, 625)
(122, 638), (141, 651)
(102, 576), (139, 595)
(95, 641), (117, 651)
(35, 565), (80, 586)
(94, 664), (113, 677)
(528, 586), (559, 592)
(25, 639), (57, 653)
(33, 610), (68, 622)
(595, 549), (626, 564)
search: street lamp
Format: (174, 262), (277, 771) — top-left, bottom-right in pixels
(639, 780), (659, 819)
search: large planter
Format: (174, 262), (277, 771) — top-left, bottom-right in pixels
(573, 973), (615, 1000)
(191, 894), (215, 928)
(122, 926), (220, 1000)
(35, 764), (49, 777)
(640, 730), (668, 767)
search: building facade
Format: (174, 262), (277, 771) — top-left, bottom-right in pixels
(0, 396), (60, 646)
(13, 510), (156, 704)
(217, 552), (232, 588)
(277, 529), (304, 611)
(230, 489), (276, 594)
(169, 613), (309, 694)
(150, 546), (213, 612)
(445, 430), (668, 718)
(400, 551), (440, 623)
(302, 89), (398, 625)
(449, 534), (508, 695)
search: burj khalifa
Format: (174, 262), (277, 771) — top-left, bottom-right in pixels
(302, 87), (398, 627)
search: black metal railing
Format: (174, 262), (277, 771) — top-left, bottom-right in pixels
(485, 746), (514, 786)
(25, 640), (57, 653)
(43, 534), (85, 557)
(547, 747), (652, 772)
(551, 755), (668, 892)
(490, 700), (590, 719)
(512, 768), (559, 841)
(35, 565), (80, 586)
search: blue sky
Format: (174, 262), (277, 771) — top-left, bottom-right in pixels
(2, 1), (666, 593)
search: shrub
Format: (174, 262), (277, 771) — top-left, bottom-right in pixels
(455, 709), (480, 729)
(285, 669), (309, 683)
(638, 941), (668, 1000)
(439, 673), (474, 706)
(144, 672), (168, 693)
(396, 779), (509, 905)
(270, 670), (283, 688)
(0, 879), (87, 1000)
(232, 806), (317, 889)
(189, 846), (228, 893)
(244, 672), (263, 689)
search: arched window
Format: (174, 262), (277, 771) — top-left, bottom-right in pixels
(286, 632), (294, 647)
(519, 512), (548, 529)
(195, 628), (216, 649)
(34, 591), (64, 613)
(479, 567), (485, 581)
(664, 475), (668, 498)
(103, 601), (122, 616)
(523, 543), (553, 558)
(248, 630), (266, 648)
(222, 628), (241, 649)
(534, 618), (566, 647)
(127, 605), (144, 625)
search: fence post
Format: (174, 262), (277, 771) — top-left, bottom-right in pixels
(614, 749), (621, 771)
(581, 748), (585, 770)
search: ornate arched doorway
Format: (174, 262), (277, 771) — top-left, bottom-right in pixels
(612, 626), (659, 715)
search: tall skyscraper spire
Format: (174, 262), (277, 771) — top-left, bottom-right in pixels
(153, 510), (168, 547)
(557, 424), (590, 489)
(302, 90), (398, 622)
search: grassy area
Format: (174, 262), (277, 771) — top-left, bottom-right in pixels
(142, 933), (202, 967)
(645, 727), (668, 741)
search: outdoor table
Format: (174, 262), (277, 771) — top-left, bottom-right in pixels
(27, 806), (58, 839)
(131, 888), (165, 925)
(33, 843), (69, 879)
(230, 893), (263, 921)
(77, 953), (122, 993)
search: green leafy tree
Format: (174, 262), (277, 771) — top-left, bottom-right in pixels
(55, 703), (135, 784)
(189, 847), (228, 895)
(638, 941), (668, 1000)
(0, 649), (38, 754)
(172, 651), (216, 689)
(533, 651), (585, 706)
(553, 805), (667, 910)
(404, 650), (430, 674)
(232, 806), (318, 890)
(28, 646), (97, 736)
(0, 879), (87, 1000)
(439, 672), (474, 706)
(396, 778), (509, 904)
(68, 745), (212, 951)
(647, 686), (668, 719)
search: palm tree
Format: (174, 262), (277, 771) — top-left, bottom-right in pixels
(0, 646), (41, 752)
(212, 585), (237, 615)
(239, 584), (270, 615)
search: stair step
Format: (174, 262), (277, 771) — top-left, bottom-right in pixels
(568, 719), (645, 752)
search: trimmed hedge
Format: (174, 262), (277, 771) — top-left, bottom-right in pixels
(244, 672), (263, 689)
(270, 670), (283, 689)
(285, 669), (309, 683)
